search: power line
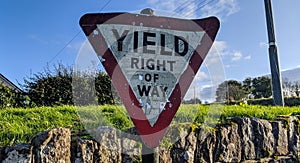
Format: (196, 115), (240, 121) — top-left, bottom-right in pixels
(183, 0), (217, 18)
(48, 0), (216, 64)
(173, 0), (200, 14)
(182, 0), (210, 18)
(98, 0), (113, 12)
(48, 31), (81, 64)
(47, 0), (113, 64)
(171, 0), (217, 18)
(172, 0), (192, 12)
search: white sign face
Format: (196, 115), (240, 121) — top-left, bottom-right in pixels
(98, 24), (205, 126)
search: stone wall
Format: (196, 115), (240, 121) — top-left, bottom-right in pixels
(1, 116), (300, 162)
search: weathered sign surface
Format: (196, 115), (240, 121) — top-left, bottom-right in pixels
(80, 12), (219, 147)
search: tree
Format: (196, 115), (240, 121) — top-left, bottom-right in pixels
(216, 81), (227, 102)
(24, 64), (73, 106)
(0, 83), (31, 108)
(281, 78), (300, 97)
(24, 63), (114, 106)
(294, 81), (300, 97)
(73, 71), (115, 106)
(242, 77), (253, 95)
(0, 83), (14, 108)
(282, 77), (293, 97)
(216, 80), (246, 103)
(95, 72), (114, 105)
(251, 76), (272, 98)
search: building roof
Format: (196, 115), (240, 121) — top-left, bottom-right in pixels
(0, 73), (23, 93)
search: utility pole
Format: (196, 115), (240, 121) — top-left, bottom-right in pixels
(264, 0), (284, 106)
(194, 86), (196, 104)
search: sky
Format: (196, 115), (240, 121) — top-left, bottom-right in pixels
(1, 0), (300, 102)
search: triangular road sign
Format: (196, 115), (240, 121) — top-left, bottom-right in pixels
(80, 12), (220, 148)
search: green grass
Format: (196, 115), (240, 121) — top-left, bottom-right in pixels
(0, 105), (80, 147)
(0, 105), (133, 147)
(180, 104), (300, 125)
(1, 104), (300, 148)
(76, 105), (133, 132)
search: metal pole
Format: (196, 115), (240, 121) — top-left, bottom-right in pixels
(142, 143), (159, 163)
(264, 0), (284, 106)
(140, 8), (160, 163)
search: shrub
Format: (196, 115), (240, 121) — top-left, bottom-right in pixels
(23, 63), (114, 107)
(247, 97), (300, 107)
(0, 83), (14, 108)
(0, 83), (32, 109)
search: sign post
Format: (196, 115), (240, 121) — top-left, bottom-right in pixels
(79, 10), (219, 160)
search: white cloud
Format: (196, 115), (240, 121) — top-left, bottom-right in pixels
(74, 40), (100, 72)
(225, 65), (231, 68)
(67, 44), (72, 48)
(244, 55), (251, 60)
(260, 41), (268, 47)
(213, 41), (229, 56)
(208, 41), (249, 64)
(204, 41), (228, 65)
(199, 85), (216, 102)
(200, 0), (240, 21)
(194, 71), (209, 82)
(231, 51), (243, 61)
(206, 41), (244, 64)
(182, 2), (198, 18)
(28, 34), (49, 45)
(147, 0), (240, 20)
(147, 0), (159, 4)
(183, 40), (230, 101)
(147, 0), (177, 12)
(190, 71), (210, 88)
(184, 84), (216, 102)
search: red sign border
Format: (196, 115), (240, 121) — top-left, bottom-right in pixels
(80, 13), (220, 147)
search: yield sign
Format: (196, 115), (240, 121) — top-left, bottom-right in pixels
(80, 12), (219, 148)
